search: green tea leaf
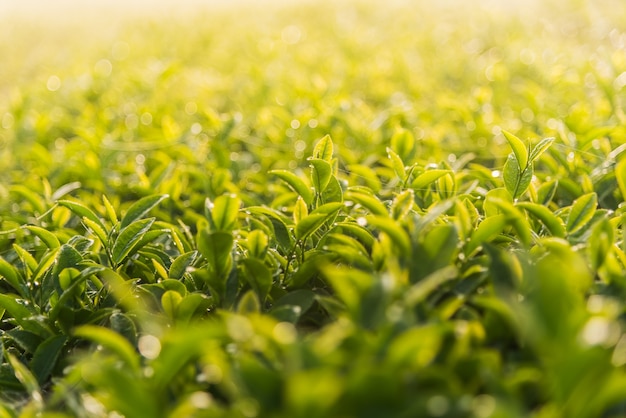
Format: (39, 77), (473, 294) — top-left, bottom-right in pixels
(25, 226), (60, 249)
(74, 325), (140, 371)
(11, 185), (45, 213)
(13, 244), (38, 274)
(31, 335), (67, 384)
(616, 159), (626, 201)
(210, 194), (241, 231)
(516, 202), (565, 237)
(344, 189), (388, 216)
(109, 311), (138, 345)
(247, 229), (269, 259)
(6, 353), (41, 402)
(312, 134), (334, 161)
(366, 215), (411, 257)
(0, 294), (36, 326)
(588, 217), (614, 271)
(241, 258), (273, 301)
(169, 251), (198, 280)
(176, 293), (210, 323)
(309, 158), (333, 193)
(503, 153), (532, 199)
(111, 218), (155, 266)
(0, 257), (27, 298)
(405, 266), (458, 307)
(293, 196), (308, 225)
(390, 128), (416, 161)
(55, 243), (83, 273)
(411, 169), (451, 190)
(161, 290), (182, 319)
(502, 129), (529, 169)
(391, 189), (414, 220)
(120, 194), (168, 230)
(529, 137), (555, 162)
(197, 229), (234, 274)
(295, 202), (342, 240)
(273, 289), (316, 314)
(483, 188), (513, 218)
(566, 192), (597, 234)
(270, 170), (314, 205)
(82, 216), (109, 246)
(489, 198), (532, 247)
(238, 289), (261, 314)
(387, 147), (406, 180)
(58, 199), (106, 231)
(466, 214), (508, 255)
(102, 194), (119, 225)
(295, 214), (328, 241)
(536, 179), (559, 206)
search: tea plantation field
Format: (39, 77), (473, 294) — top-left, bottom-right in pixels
(2, 0), (626, 416)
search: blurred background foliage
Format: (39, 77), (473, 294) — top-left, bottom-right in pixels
(1, 0), (626, 416)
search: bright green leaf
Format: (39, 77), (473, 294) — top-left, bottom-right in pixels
(120, 194), (168, 230)
(566, 192), (597, 234)
(270, 170), (314, 205)
(111, 218), (155, 266)
(312, 134), (334, 161)
(25, 226), (60, 249)
(502, 130), (529, 169)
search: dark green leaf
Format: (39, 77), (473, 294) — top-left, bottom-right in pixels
(31, 335), (67, 384)
(6, 353), (41, 400)
(109, 311), (138, 345)
(274, 289), (316, 314)
(241, 257), (273, 302)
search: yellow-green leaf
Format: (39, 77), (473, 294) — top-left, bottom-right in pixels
(566, 192), (597, 234)
(502, 130), (529, 169)
(312, 134), (334, 161)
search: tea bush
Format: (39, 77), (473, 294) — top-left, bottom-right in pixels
(2, 0), (626, 416)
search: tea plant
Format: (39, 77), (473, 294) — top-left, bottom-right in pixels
(2, 0), (626, 417)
